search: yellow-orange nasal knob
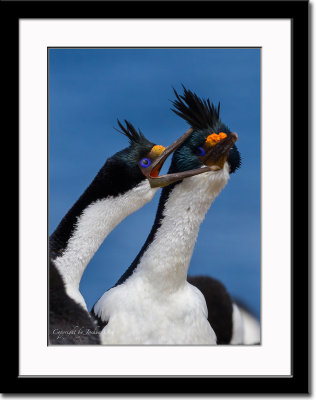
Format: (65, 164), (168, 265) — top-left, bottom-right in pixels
(149, 145), (165, 157)
(218, 132), (227, 140)
(205, 132), (227, 147)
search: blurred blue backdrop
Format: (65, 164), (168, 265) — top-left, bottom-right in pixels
(49, 48), (260, 319)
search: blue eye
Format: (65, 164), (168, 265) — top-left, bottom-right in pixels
(197, 147), (206, 156)
(140, 158), (152, 168)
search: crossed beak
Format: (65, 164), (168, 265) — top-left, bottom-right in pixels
(140, 129), (238, 188)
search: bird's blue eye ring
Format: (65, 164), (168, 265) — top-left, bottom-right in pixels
(197, 147), (206, 156)
(140, 158), (152, 168)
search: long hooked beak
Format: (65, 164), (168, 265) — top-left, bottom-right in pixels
(141, 128), (211, 188)
(141, 130), (238, 189)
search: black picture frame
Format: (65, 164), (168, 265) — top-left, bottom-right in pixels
(6, 0), (308, 394)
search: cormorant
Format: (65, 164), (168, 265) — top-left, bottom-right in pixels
(92, 88), (242, 344)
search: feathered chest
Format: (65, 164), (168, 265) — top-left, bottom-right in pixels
(95, 281), (217, 344)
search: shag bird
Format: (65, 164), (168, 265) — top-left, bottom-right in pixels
(49, 120), (205, 344)
(92, 88), (242, 344)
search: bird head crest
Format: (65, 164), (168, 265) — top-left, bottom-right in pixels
(171, 86), (220, 130)
(115, 119), (152, 147)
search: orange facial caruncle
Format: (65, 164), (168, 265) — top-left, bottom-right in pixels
(149, 145), (166, 177)
(149, 145), (166, 157)
(205, 132), (227, 148)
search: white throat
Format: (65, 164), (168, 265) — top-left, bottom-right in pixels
(53, 180), (158, 310)
(131, 164), (230, 292)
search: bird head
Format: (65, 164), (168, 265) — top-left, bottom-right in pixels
(169, 86), (241, 175)
(112, 119), (215, 190)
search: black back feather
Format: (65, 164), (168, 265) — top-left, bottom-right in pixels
(49, 261), (100, 344)
(187, 275), (233, 344)
(115, 119), (152, 146)
(171, 86), (220, 130)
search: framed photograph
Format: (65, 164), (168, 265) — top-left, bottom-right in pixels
(8, 0), (308, 394)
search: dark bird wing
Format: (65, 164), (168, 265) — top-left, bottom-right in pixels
(49, 261), (100, 345)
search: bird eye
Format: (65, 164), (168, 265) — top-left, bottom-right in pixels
(197, 147), (206, 156)
(140, 158), (152, 168)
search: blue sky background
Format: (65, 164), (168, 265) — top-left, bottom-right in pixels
(49, 48), (260, 319)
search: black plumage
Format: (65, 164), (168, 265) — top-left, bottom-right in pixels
(171, 86), (220, 131)
(115, 119), (152, 147)
(187, 275), (233, 344)
(49, 261), (100, 344)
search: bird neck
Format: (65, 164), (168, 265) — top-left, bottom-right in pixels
(119, 165), (230, 295)
(50, 179), (158, 306)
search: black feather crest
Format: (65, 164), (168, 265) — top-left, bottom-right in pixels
(115, 119), (151, 146)
(171, 86), (220, 130)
